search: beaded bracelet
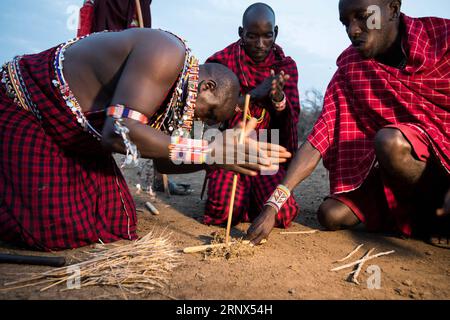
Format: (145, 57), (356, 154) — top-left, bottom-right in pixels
(106, 104), (148, 167)
(113, 119), (139, 167)
(265, 184), (291, 212)
(169, 136), (211, 165)
(272, 92), (287, 111)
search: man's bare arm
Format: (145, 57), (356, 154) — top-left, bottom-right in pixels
(101, 30), (185, 158)
(246, 141), (322, 244)
(282, 140), (322, 190)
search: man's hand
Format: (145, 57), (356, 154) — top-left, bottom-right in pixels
(246, 70), (290, 106)
(210, 118), (292, 175)
(246, 206), (277, 245)
(249, 75), (275, 102)
(270, 70), (290, 111)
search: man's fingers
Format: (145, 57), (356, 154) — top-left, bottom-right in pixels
(252, 234), (267, 245)
(244, 118), (257, 136)
(436, 208), (445, 217)
(265, 156), (287, 164)
(259, 142), (291, 157)
(246, 224), (260, 242)
(230, 166), (258, 176)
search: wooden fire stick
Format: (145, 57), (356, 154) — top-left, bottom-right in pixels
(225, 95), (251, 245)
(135, 0), (145, 28)
(183, 239), (266, 254)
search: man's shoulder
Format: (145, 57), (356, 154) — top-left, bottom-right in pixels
(405, 15), (450, 44)
(127, 29), (186, 51)
(413, 15), (450, 29)
(206, 41), (240, 62)
(335, 46), (362, 69)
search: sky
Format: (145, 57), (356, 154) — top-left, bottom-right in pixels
(0, 0), (449, 95)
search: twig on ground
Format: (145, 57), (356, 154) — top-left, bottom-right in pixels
(334, 244), (364, 264)
(331, 250), (395, 272)
(348, 248), (375, 284)
(280, 230), (319, 235)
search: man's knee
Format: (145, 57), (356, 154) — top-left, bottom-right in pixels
(374, 128), (412, 166)
(317, 199), (349, 231)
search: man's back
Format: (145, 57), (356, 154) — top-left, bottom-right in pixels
(63, 29), (185, 114)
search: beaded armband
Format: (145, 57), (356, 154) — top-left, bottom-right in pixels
(169, 136), (211, 165)
(107, 104), (149, 124)
(265, 184), (291, 212)
(272, 92), (287, 111)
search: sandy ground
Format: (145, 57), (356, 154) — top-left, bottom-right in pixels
(0, 161), (449, 300)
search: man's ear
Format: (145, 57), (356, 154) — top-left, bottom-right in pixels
(389, 0), (402, 19)
(200, 80), (217, 92)
(238, 27), (244, 39)
(235, 105), (242, 113)
(274, 25), (279, 40)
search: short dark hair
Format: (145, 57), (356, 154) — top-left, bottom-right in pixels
(201, 63), (240, 103)
(243, 2), (276, 25)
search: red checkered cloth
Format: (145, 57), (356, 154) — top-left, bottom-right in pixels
(204, 41), (301, 227)
(206, 41), (301, 155)
(77, 1), (95, 37)
(308, 14), (450, 196)
(204, 167), (299, 229)
(0, 47), (138, 251)
(77, 0), (152, 37)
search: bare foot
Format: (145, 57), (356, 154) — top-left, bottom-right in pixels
(436, 188), (450, 217)
(428, 236), (449, 249)
(429, 190), (450, 249)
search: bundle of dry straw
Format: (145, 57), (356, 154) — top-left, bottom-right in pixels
(3, 231), (182, 295)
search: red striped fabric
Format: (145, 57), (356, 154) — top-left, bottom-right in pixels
(204, 41), (301, 227)
(308, 14), (450, 196)
(206, 41), (301, 156)
(0, 47), (137, 251)
(204, 167), (299, 229)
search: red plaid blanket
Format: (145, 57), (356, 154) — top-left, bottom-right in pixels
(206, 41), (301, 155)
(0, 47), (137, 251)
(308, 14), (450, 195)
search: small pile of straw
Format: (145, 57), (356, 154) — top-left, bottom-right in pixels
(204, 231), (254, 261)
(3, 231), (182, 295)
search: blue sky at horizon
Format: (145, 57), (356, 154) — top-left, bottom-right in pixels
(1, 0), (449, 95)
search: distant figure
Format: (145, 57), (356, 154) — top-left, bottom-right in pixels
(248, 0), (450, 247)
(77, 0), (152, 37)
(204, 3), (301, 231)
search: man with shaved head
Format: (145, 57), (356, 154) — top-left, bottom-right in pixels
(248, 0), (449, 246)
(203, 3), (301, 231)
(0, 29), (291, 250)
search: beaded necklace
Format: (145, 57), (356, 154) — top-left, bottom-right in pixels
(148, 36), (199, 138)
(52, 31), (199, 142)
(52, 36), (103, 141)
(2, 57), (42, 120)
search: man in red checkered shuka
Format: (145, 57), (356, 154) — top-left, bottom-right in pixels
(203, 3), (301, 232)
(247, 0), (450, 247)
(0, 29), (293, 251)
